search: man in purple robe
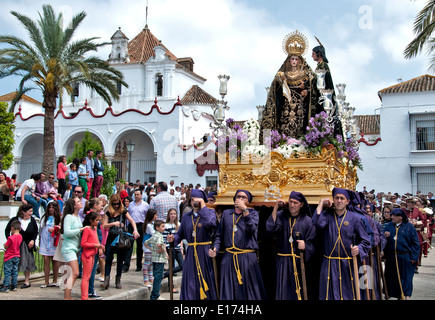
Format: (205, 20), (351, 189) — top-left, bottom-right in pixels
(313, 188), (371, 300)
(384, 208), (420, 300)
(167, 189), (217, 300)
(209, 190), (266, 300)
(351, 192), (383, 300)
(266, 191), (316, 300)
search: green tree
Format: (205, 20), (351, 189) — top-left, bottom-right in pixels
(404, 0), (435, 71)
(67, 131), (102, 164)
(0, 101), (15, 171)
(67, 130), (118, 198)
(0, 5), (127, 175)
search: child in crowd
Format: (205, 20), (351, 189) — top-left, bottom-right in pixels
(143, 219), (168, 300)
(48, 181), (60, 201)
(80, 210), (104, 300)
(48, 180), (64, 210)
(82, 198), (105, 299)
(142, 209), (157, 287)
(164, 208), (183, 291)
(68, 163), (78, 194)
(1, 221), (23, 292)
(63, 183), (72, 201)
(78, 158), (89, 197)
(39, 202), (62, 288)
(98, 201), (108, 284)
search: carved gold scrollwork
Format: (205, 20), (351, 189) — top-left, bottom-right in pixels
(217, 148), (358, 204)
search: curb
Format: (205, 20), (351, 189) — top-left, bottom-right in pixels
(104, 276), (183, 300)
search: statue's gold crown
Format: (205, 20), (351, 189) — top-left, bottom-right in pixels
(282, 30), (309, 56)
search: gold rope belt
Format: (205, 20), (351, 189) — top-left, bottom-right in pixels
(188, 241), (212, 299)
(324, 255), (353, 260)
(225, 247), (255, 285)
(324, 211), (357, 300)
(188, 241), (212, 247)
(278, 252), (301, 258)
(278, 247), (302, 299)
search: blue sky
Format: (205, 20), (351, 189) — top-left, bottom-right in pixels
(0, 0), (430, 120)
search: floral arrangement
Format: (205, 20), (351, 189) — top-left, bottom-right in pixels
(300, 111), (362, 169)
(217, 112), (362, 169)
(217, 118), (248, 159)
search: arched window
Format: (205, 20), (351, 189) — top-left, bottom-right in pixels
(155, 74), (163, 97)
(71, 82), (79, 102)
(116, 81), (122, 95)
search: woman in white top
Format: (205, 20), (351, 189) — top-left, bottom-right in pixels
(39, 201), (62, 287)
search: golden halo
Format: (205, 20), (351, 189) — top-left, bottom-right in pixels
(282, 30), (309, 57)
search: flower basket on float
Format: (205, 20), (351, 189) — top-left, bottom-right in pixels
(211, 116), (359, 206)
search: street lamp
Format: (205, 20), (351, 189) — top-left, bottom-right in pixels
(210, 75), (230, 136)
(126, 139), (135, 182)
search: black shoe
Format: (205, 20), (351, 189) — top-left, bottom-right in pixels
(20, 283), (31, 289)
(135, 267), (142, 272)
(122, 268), (129, 273)
(88, 291), (103, 299)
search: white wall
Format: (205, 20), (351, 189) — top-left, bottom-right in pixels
(357, 90), (435, 194)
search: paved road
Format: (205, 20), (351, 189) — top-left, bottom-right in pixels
(409, 248), (435, 300)
(0, 249), (433, 301)
(0, 257), (181, 300)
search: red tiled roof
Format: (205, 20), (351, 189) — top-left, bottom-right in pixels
(128, 26), (177, 64)
(0, 92), (42, 105)
(378, 74), (435, 96)
(355, 114), (380, 135)
(180, 85), (219, 105)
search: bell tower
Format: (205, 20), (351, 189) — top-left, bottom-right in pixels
(109, 27), (130, 64)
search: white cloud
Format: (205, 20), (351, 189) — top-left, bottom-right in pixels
(0, 0), (431, 121)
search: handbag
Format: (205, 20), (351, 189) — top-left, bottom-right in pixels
(110, 212), (134, 249)
(112, 231), (134, 249)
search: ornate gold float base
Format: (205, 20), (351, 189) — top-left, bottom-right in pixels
(215, 147), (358, 206)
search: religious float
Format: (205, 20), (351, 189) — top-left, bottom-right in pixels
(211, 31), (361, 206)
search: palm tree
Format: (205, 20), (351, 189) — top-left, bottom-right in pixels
(404, 0), (435, 72)
(0, 5), (127, 174)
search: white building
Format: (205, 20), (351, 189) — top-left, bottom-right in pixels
(0, 92), (43, 118)
(2, 25), (222, 188)
(356, 74), (435, 195)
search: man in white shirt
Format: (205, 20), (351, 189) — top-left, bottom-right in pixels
(123, 189), (150, 272)
(16, 173), (44, 219)
(168, 180), (176, 192)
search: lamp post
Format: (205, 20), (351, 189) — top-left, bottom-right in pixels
(126, 139), (135, 183)
(210, 75), (230, 136)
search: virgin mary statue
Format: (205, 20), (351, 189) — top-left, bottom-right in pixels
(260, 31), (323, 140)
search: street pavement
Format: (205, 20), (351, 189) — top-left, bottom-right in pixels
(0, 257), (181, 301)
(409, 249), (435, 300)
(0, 249), (434, 301)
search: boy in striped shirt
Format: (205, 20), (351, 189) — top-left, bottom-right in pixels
(144, 220), (168, 300)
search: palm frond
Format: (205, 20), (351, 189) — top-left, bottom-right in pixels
(8, 87), (34, 112)
(404, 0), (435, 59)
(427, 48), (435, 73)
(60, 10), (87, 52)
(9, 11), (46, 61)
